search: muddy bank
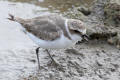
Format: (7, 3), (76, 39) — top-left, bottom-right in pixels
(88, 0), (120, 49)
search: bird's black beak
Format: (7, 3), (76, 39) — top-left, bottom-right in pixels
(82, 34), (89, 42)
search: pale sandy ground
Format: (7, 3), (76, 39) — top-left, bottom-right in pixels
(0, 1), (120, 80)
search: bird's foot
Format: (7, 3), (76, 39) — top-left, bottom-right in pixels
(48, 60), (64, 71)
(48, 59), (59, 67)
(45, 49), (64, 71)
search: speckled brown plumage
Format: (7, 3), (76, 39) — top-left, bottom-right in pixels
(11, 14), (72, 41)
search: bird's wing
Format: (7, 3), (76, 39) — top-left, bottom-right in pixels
(24, 19), (63, 41)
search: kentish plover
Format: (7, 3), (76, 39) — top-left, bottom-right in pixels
(8, 14), (88, 69)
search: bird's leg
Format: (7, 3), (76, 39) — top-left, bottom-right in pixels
(36, 47), (41, 70)
(45, 49), (59, 66)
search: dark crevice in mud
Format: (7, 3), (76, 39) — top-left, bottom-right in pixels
(89, 32), (117, 40)
(77, 7), (91, 16)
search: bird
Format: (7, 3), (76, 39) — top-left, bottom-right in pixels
(8, 13), (89, 70)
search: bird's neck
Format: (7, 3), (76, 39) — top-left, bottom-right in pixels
(67, 19), (82, 41)
(65, 19), (81, 41)
(64, 19), (73, 40)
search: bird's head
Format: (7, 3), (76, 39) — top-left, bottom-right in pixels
(68, 19), (89, 41)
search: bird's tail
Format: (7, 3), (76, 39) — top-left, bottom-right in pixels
(7, 14), (15, 21)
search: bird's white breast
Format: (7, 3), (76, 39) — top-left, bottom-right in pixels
(26, 31), (81, 49)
